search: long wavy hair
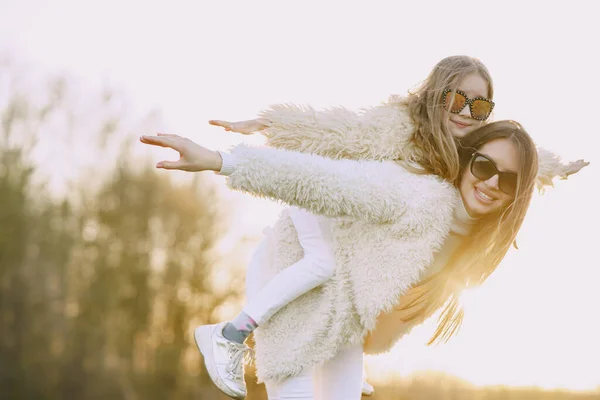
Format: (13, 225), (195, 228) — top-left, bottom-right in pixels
(401, 55), (494, 182)
(394, 120), (539, 344)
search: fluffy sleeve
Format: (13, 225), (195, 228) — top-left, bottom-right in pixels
(536, 147), (584, 192)
(258, 99), (415, 162)
(259, 101), (585, 192)
(224, 144), (452, 224)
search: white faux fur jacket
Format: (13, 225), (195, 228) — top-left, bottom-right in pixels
(226, 145), (457, 382)
(226, 98), (573, 382)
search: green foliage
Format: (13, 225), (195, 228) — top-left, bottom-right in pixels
(361, 375), (600, 400)
(0, 66), (238, 400)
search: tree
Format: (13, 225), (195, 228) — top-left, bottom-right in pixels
(0, 59), (241, 400)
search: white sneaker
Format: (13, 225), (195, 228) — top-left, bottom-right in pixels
(361, 379), (374, 396)
(194, 322), (250, 400)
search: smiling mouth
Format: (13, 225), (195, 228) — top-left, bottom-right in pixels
(451, 120), (471, 128)
(474, 188), (495, 203)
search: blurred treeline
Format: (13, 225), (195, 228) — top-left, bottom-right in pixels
(0, 61), (248, 399)
(362, 374), (600, 400)
(1, 61), (598, 400)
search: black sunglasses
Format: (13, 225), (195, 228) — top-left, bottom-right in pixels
(443, 89), (495, 121)
(470, 152), (518, 196)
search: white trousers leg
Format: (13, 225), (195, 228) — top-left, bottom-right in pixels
(264, 344), (364, 400)
(264, 368), (314, 400)
(243, 207), (336, 325)
(245, 236), (270, 301)
(314, 344), (364, 400)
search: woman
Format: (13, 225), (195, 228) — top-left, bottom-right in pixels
(140, 119), (539, 399)
(201, 56), (585, 398)
(147, 56), (586, 399)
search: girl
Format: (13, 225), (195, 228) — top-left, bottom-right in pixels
(140, 119), (540, 399)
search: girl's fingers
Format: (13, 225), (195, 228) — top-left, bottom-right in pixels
(209, 120), (231, 130)
(565, 160), (590, 176)
(157, 133), (181, 138)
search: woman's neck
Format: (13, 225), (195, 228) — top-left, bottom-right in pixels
(452, 194), (480, 236)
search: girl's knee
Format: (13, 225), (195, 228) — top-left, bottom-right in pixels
(304, 251), (336, 281)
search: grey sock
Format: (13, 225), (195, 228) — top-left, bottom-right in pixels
(222, 312), (258, 344)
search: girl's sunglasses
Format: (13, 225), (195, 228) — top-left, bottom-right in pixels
(470, 152), (518, 196)
(443, 89), (495, 121)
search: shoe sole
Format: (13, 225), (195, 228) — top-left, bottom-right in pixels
(362, 384), (374, 396)
(194, 326), (245, 400)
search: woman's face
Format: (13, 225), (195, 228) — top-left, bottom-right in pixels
(444, 72), (490, 138)
(460, 138), (518, 217)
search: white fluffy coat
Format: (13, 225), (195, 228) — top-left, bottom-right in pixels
(226, 145), (457, 382)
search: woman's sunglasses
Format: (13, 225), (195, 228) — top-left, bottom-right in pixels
(470, 152), (518, 196)
(443, 89), (495, 121)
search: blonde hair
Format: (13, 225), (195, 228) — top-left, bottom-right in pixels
(395, 121), (538, 344)
(401, 55), (494, 182)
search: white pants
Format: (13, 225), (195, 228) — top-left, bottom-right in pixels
(243, 207), (336, 325)
(265, 344), (364, 400)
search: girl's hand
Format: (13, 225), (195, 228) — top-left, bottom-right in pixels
(140, 133), (222, 172)
(563, 159), (589, 178)
(209, 118), (269, 135)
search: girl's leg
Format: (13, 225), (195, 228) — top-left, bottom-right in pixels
(195, 207), (336, 398)
(264, 367), (315, 400)
(246, 234), (271, 301)
(243, 206), (336, 326)
(314, 344), (364, 400)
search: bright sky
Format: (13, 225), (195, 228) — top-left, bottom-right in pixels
(2, 0), (599, 391)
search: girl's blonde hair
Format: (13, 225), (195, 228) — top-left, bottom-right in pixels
(401, 55), (494, 182)
(395, 120), (538, 344)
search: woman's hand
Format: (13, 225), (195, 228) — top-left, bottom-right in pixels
(209, 118), (269, 135)
(140, 133), (222, 172)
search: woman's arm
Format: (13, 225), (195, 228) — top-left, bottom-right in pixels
(222, 144), (423, 223)
(139, 133), (453, 224)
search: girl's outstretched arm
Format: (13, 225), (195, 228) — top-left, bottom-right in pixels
(536, 147), (589, 191)
(210, 106), (589, 189)
(211, 99), (414, 162)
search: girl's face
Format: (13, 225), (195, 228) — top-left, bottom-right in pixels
(444, 72), (490, 138)
(460, 138), (518, 217)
